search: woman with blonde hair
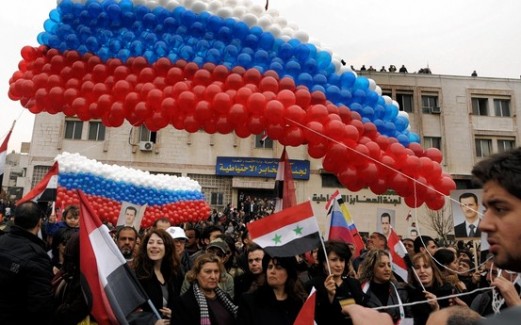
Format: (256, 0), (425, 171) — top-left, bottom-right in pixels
(408, 252), (454, 325)
(358, 249), (409, 324)
(172, 253), (238, 325)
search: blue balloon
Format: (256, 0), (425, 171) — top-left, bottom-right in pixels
(190, 21), (205, 37)
(311, 85), (326, 93)
(233, 21), (250, 40)
(253, 49), (269, 66)
(49, 9), (61, 22)
(243, 33), (259, 48)
(408, 132), (420, 143)
(384, 103), (399, 121)
(106, 3), (122, 20)
(278, 42), (293, 60)
(326, 85), (341, 102)
(313, 73), (327, 85)
(352, 89), (366, 104)
(303, 58), (318, 74)
(206, 48), (222, 63)
(340, 71), (356, 88)
(294, 44), (310, 63)
(316, 50), (332, 70)
(350, 103), (363, 114)
(237, 53), (252, 68)
(339, 89), (353, 105)
(258, 32), (275, 50)
(361, 105), (375, 119)
(297, 73), (313, 89)
(397, 134), (410, 147)
(285, 60), (301, 76)
(395, 116), (409, 132)
(353, 76), (369, 90)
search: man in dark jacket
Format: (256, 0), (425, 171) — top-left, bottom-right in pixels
(0, 201), (54, 325)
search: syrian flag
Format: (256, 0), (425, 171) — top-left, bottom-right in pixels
(17, 162), (59, 205)
(293, 287), (317, 325)
(325, 190), (365, 257)
(0, 123), (14, 190)
(274, 147), (297, 213)
(79, 190), (155, 325)
(248, 201), (321, 257)
(387, 227), (409, 282)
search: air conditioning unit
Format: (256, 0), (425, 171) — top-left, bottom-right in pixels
(431, 106), (441, 114)
(139, 141), (154, 151)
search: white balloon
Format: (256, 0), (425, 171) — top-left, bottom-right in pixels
(398, 110), (409, 119)
(165, 0), (180, 10)
(293, 30), (309, 43)
(375, 86), (382, 96)
(225, 0), (238, 7)
(331, 58), (341, 71)
(242, 13), (258, 27)
(134, 0), (146, 6)
(267, 24), (282, 37)
(208, 1), (222, 12)
(182, 0), (193, 8)
(257, 15), (273, 29)
(392, 100), (401, 111)
(190, 1), (207, 13)
(288, 22), (299, 30)
(250, 4), (264, 16)
(274, 16), (288, 28)
(232, 6), (246, 19)
(383, 95), (393, 105)
(266, 8), (280, 17)
(280, 35), (291, 42)
(368, 78), (376, 90)
(217, 6), (233, 18)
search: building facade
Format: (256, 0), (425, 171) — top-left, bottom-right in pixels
(18, 71), (521, 237)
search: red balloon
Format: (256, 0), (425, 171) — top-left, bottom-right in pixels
(426, 194), (446, 210)
(425, 148), (443, 163)
(264, 100), (284, 124)
(265, 123), (285, 140)
(307, 142), (327, 159)
(295, 88), (311, 109)
(285, 105), (306, 125)
(166, 67), (184, 84)
(212, 92), (231, 114)
(310, 91), (326, 105)
(247, 116), (265, 134)
(193, 69), (212, 86)
(235, 87), (253, 105)
(243, 68), (262, 85)
(325, 119), (346, 141)
(177, 90), (196, 113)
(225, 73), (244, 90)
(204, 84), (223, 101)
(215, 116), (233, 134)
(246, 93), (267, 115)
(184, 114), (200, 133)
(259, 76), (279, 93)
(228, 103), (248, 126)
(194, 100), (212, 122)
(281, 126), (304, 147)
(404, 195), (425, 208)
(370, 178), (388, 195)
(306, 104), (328, 122)
(279, 77), (296, 91)
(276, 89), (296, 107)
(304, 120), (325, 144)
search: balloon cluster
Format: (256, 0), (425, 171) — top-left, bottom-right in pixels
(7, 0), (456, 209)
(55, 152), (210, 227)
(34, 0), (417, 144)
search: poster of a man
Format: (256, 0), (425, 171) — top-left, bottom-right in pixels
(451, 190), (482, 239)
(117, 202), (146, 231)
(376, 209), (395, 239)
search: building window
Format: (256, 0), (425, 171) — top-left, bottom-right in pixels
(423, 136), (442, 150)
(422, 95), (439, 114)
(88, 122), (106, 141)
(498, 139), (515, 153)
(475, 139), (492, 158)
(32, 165), (51, 188)
(472, 98), (488, 116)
(139, 125), (157, 143)
(210, 192), (224, 206)
(396, 92), (414, 113)
(255, 134), (273, 149)
(188, 174), (232, 211)
(64, 120), (83, 140)
(494, 99), (511, 117)
(321, 173), (342, 188)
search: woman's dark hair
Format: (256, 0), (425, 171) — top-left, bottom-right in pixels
(262, 254), (307, 303)
(133, 228), (181, 280)
(317, 240), (352, 276)
(51, 227), (78, 268)
(433, 248), (457, 267)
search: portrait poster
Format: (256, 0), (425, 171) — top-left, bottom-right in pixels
(450, 189), (483, 240)
(116, 201), (147, 232)
(376, 208), (396, 239)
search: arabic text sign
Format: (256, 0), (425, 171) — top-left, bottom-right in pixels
(215, 157), (310, 180)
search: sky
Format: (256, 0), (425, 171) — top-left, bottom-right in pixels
(2, 0), (521, 152)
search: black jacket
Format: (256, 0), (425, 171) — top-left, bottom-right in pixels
(237, 285), (303, 325)
(171, 284), (237, 325)
(305, 275), (365, 325)
(0, 225), (54, 325)
(138, 272), (183, 312)
(408, 283), (454, 325)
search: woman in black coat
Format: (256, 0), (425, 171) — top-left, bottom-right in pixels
(408, 252), (454, 325)
(237, 254), (307, 325)
(358, 249), (410, 323)
(305, 241), (365, 325)
(133, 229), (184, 319)
(171, 253), (238, 325)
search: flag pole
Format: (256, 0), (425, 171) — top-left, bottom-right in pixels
(315, 217), (332, 274)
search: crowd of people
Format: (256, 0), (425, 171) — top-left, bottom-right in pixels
(2, 148), (521, 325)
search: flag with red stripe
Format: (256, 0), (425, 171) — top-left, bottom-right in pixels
(387, 227), (409, 282)
(274, 148), (297, 213)
(17, 162), (59, 205)
(79, 190), (150, 325)
(0, 124), (14, 189)
(325, 190), (364, 257)
(248, 201), (320, 257)
(293, 287), (317, 325)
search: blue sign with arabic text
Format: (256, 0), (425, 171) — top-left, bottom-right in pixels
(215, 157), (310, 180)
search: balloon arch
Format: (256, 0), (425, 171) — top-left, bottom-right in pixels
(8, 0), (455, 223)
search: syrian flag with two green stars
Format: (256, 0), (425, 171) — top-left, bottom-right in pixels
(247, 201), (321, 257)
